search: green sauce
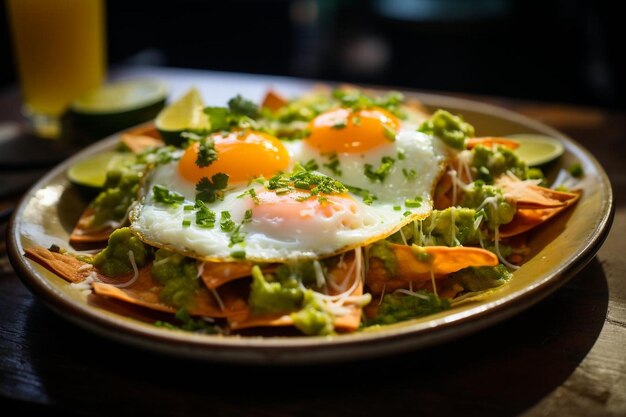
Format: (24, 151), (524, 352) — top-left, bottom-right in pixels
(88, 167), (140, 227)
(370, 291), (450, 325)
(470, 145), (529, 183)
(249, 265), (304, 315)
(368, 240), (398, 277)
(291, 291), (334, 336)
(151, 249), (199, 308)
(452, 265), (512, 292)
(462, 183), (515, 230)
(93, 227), (149, 277)
(421, 207), (480, 246)
(419, 110), (474, 149)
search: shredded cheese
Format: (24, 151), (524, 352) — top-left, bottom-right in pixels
(210, 288), (225, 311)
(112, 250), (140, 288)
(70, 271), (100, 295)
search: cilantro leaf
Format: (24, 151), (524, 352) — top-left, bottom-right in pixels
(228, 95), (259, 118)
(196, 137), (218, 168)
(195, 173), (229, 203)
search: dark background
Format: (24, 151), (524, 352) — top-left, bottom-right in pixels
(1, 0), (623, 109)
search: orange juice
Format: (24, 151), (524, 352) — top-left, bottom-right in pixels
(7, 0), (105, 131)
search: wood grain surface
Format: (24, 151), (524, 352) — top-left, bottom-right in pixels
(1, 68), (624, 417)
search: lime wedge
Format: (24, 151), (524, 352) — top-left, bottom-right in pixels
(70, 79), (168, 138)
(67, 151), (135, 195)
(155, 87), (210, 146)
(507, 133), (565, 166)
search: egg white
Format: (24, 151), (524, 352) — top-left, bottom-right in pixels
(130, 125), (450, 262)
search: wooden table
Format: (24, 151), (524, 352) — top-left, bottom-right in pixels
(1, 67), (625, 417)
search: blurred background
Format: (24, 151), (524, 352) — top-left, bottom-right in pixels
(1, 0), (623, 109)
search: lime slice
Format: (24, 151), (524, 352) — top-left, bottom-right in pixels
(507, 133), (565, 166)
(70, 79), (168, 139)
(155, 87), (210, 146)
(67, 151), (135, 195)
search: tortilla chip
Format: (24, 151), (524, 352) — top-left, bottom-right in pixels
(261, 90), (288, 112)
(499, 192), (580, 237)
(125, 124), (162, 139)
(467, 137), (520, 149)
(229, 253), (364, 332)
(69, 207), (115, 249)
(200, 262), (277, 289)
(92, 268), (247, 318)
(496, 176), (581, 237)
(25, 246), (107, 283)
(367, 244), (499, 285)
(497, 175), (578, 209)
(120, 133), (164, 154)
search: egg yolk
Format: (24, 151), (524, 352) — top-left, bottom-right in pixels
(178, 130), (290, 184)
(253, 190), (360, 228)
(306, 107), (400, 153)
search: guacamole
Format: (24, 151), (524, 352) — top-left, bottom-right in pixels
(93, 227), (149, 277)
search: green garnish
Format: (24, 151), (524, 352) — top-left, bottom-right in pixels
(345, 184), (377, 205)
(302, 159), (319, 171)
(331, 89), (405, 116)
(405, 197), (423, 208)
(267, 165), (348, 197)
(227, 94), (259, 118)
(402, 168), (417, 180)
(195, 200), (216, 228)
(203, 94), (260, 133)
(229, 224), (245, 247)
(322, 153), (342, 176)
(383, 124), (396, 142)
(195, 137), (218, 168)
(219, 211), (235, 233)
(231, 250), (246, 260)
(195, 172), (229, 203)
(242, 209), (253, 224)
(238, 188), (260, 204)
(365, 156), (395, 182)
(152, 185), (184, 206)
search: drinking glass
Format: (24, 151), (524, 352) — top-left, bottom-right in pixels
(6, 0), (106, 139)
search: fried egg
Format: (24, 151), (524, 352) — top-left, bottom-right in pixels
(287, 106), (449, 218)
(131, 106), (450, 262)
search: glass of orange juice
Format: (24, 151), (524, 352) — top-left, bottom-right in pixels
(6, 0), (106, 139)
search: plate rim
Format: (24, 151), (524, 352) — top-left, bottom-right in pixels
(7, 92), (614, 364)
